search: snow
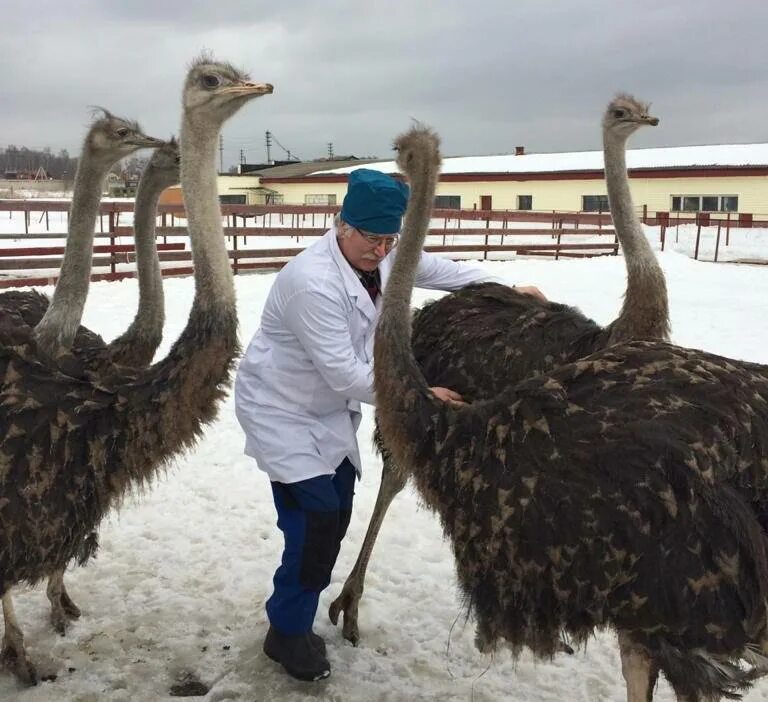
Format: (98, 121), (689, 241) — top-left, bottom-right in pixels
(0, 229), (767, 700)
(319, 142), (768, 176)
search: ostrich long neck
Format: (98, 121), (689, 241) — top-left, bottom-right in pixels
(604, 133), (669, 342)
(34, 152), (107, 353)
(375, 153), (442, 463)
(179, 119), (235, 311)
(107, 169), (165, 366)
(115, 112), (238, 473)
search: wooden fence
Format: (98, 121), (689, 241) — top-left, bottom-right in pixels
(0, 201), (629, 288)
(4, 199), (765, 287)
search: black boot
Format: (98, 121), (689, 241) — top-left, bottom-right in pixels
(308, 630), (326, 657)
(263, 626), (331, 682)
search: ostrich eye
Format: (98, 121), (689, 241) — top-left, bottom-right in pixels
(612, 109), (626, 119)
(116, 128), (129, 137)
(202, 74), (221, 89)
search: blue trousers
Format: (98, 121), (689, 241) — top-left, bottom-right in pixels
(266, 458), (356, 635)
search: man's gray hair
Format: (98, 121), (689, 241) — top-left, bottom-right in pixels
(335, 213), (354, 239)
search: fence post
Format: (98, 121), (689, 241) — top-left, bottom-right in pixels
(555, 229), (562, 261)
(109, 211), (116, 274)
(694, 223), (701, 261)
(232, 231), (238, 275)
(660, 224), (666, 252)
(714, 222), (721, 263)
(726, 211), (731, 246)
(24, 203), (29, 235)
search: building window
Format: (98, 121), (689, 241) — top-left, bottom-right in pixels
(434, 195), (461, 209)
(721, 196), (739, 212)
(582, 195), (609, 212)
(517, 195), (533, 210)
(219, 194), (247, 204)
(304, 194), (337, 205)
(670, 195), (739, 212)
(265, 193), (284, 205)
(683, 196), (700, 212)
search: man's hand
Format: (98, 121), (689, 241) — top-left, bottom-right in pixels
(515, 285), (547, 302)
(430, 386), (466, 407)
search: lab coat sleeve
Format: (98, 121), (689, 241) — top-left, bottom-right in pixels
(283, 287), (376, 405)
(414, 251), (506, 290)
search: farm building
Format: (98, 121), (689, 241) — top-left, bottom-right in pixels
(168, 142), (768, 218)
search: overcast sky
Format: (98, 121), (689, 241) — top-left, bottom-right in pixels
(2, 0), (767, 169)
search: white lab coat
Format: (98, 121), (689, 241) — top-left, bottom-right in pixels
(234, 227), (502, 483)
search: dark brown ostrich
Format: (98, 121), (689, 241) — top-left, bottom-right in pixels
(330, 95), (668, 646)
(0, 116), (171, 635)
(373, 123), (768, 702)
(44, 138), (181, 634)
(0, 57), (272, 684)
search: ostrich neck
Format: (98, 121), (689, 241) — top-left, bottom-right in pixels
(179, 119), (235, 311)
(375, 157), (441, 466)
(111, 112), (239, 475)
(107, 172), (165, 366)
(603, 133), (669, 342)
(34, 152), (108, 353)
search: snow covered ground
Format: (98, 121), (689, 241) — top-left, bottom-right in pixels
(0, 243), (768, 700)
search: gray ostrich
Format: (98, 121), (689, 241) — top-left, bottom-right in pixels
(33, 110), (163, 360)
(374, 123), (768, 701)
(330, 95), (668, 645)
(0, 57), (272, 684)
(44, 139), (181, 634)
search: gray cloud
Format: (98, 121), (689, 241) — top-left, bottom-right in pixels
(2, 0), (767, 168)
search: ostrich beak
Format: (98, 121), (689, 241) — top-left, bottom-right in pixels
(128, 135), (165, 148)
(222, 81), (274, 97)
(643, 115), (660, 126)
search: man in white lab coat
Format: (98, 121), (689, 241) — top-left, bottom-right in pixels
(235, 169), (544, 681)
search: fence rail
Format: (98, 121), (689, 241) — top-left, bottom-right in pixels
(0, 199), (764, 288)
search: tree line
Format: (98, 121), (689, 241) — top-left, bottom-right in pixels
(1, 145), (149, 182)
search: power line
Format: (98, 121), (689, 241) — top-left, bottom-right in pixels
(268, 131), (301, 162)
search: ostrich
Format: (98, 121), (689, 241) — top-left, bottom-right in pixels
(330, 95), (668, 645)
(374, 123), (768, 701)
(33, 110), (164, 362)
(0, 57), (273, 684)
(0, 116), (170, 635)
(43, 139), (181, 635)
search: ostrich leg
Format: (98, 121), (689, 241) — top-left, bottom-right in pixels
(618, 631), (660, 702)
(47, 570), (82, 634)
(1, 593), (36, 685)
(328, 449), (407, 644)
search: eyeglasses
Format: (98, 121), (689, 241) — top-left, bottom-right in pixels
(356, 229), (399, 251)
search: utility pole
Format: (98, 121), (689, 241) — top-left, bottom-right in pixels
(265, 130), (272, 163)
(240, 149), (245, 164)
(219, 133), (224, 173)
(327, 142), (334, 159)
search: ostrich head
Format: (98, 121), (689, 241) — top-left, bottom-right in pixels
(602, 94), (659, 139)
(394, 122), (441, 181)
(183, 56), (274, 126)
(142, 137), (181, 188)
(85, 108), (163, 164)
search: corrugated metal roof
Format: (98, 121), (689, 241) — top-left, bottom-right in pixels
(246, 158), (378, 178)
(312, 143), (768, 176)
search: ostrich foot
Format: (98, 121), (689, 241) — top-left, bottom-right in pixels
(328, 586), (361, 646)
(47, 576), (81, 635)
(1, 634), (37, 685)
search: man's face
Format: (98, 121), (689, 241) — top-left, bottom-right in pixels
(338, 224), (398, 271)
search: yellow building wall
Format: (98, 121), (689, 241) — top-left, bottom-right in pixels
(268, 181), (348, 205)
(263, 174), (768, 216)
(434, 175), (768, 215)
